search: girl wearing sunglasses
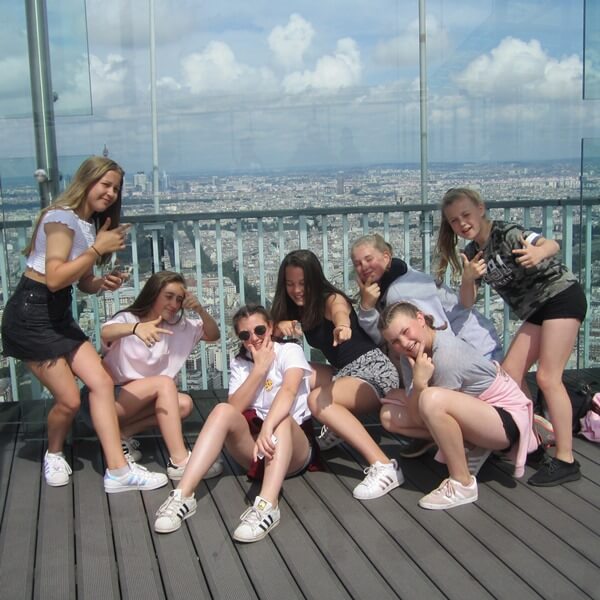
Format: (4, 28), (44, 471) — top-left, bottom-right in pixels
(271, 250), (402, 501)
(100, 271), (220, 478)
(154, 304), (319, 543)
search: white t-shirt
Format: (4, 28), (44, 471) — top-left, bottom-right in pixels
(228, 342), (312, 425)
(102, 312), (205, 383)
(27, 209), (96, 274)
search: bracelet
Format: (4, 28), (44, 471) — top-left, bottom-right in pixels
(335, 324), (351, 329)
(132, 323), (139, 337)
(90, 245), (101, 257)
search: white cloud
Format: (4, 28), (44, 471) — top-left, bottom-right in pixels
(283, 38), (361, 94)
(454, 37), (582, 100)
(268, 13), (315, 70)
(374, 16), (449, 67)
(181, 41), (278, 95)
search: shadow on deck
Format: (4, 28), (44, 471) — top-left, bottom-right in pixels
(0, 370), (598, 599)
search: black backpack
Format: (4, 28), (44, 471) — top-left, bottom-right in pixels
(535, 382), (595, 433)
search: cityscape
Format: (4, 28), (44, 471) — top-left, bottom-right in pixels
(0, 158), (598, 401)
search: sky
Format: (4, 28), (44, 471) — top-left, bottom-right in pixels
(0, 0), (599, 175)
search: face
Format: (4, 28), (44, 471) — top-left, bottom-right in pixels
(382, 311), (429, 358)
(236, 314), (272, 352)
(85, 170), (121, 215)
(285, 265), (305, 306)
(352, 243), (391, 283)
(443, 196), (486, 242)
(151, 282), (185, 321)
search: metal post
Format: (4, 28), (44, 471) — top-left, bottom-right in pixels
(418, 0), (430, 270)
(150, 0), (160, 212)
(25, 0), (59, 208)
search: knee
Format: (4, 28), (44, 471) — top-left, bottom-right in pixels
(178, 394), (193, 419)
(535, 368), (561, 392)
(307, 389), (321, 415)
(156, 375), (178, 396)
(380, 404), (393, 432)
(209, 401), (238, 423)
(87, 371), (115, 398)
(56, 391), (81, 416)
(418, 387), (446, 420)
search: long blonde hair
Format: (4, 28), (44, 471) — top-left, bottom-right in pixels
(435, 187), (486, 280)
(23, 156), (125, 265)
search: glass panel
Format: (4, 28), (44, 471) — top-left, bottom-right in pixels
(580, 138), (600, 366)
(0, 0), (91, 118)
(584, 0), (600, 99)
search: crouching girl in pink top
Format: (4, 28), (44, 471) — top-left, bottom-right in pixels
(101, 271), (220, 478)
(379, 302), (537, 510)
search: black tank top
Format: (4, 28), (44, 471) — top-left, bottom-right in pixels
(304, 307), (376, 369)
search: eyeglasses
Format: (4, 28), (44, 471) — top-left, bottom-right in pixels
(237, 325), (267, 341)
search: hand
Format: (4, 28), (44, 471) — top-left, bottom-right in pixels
(276, 320), (300, 338)
(254, 428), (278, 462)
(99, 271), (125, 292)
(94, 219), (131, 255)
(249, 338), (276, 374)
(461, 251), (486, 282)
(332, 324), (352, 347)
(356, 275), (380, 310)
(512, 235), (544, 268)
(407, 342), (434, 388)
(182, 291), (201, 312)
(133, 315), (173, 347)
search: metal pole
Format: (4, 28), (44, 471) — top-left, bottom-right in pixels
(25, 0), (59, 208)
(418, 0), (431, 272)
(150, 0), (160, 213)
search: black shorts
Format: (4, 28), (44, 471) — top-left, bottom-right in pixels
(1, 275), (87, 361)
(495, 407), (519, 450)
(525, 282), (587, 326)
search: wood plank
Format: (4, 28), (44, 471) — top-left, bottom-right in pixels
(143, 438), (212, 600)
(0, 437), (43, 599)
(73, 439), (121, 600)
(34, 444), (76, 600)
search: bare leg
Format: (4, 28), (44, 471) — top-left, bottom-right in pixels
(178, 403), (255, 497)
(309, 376), (389, 465)
(68, 342), (127, 469)
(259, 416), (310, 505)
(27, 358), (82, 454)
(419, 387), (510, 485)
(115, 376), (188, 464)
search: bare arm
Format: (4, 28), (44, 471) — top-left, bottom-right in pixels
(325, 293), (352, 346)
(182, 293), (220, 342)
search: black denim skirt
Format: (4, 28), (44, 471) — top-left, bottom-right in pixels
(1, 275), (88, 361)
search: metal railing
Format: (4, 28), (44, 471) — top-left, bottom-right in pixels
(0, 197), (597, 401)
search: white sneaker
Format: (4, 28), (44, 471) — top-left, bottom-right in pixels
(43, 451), (72, 487)
(418, 476), (478, 510)
(466, 446), (492, 476)
(121, 437), (142, 462)
(104, 463), (168, 493)
(352, 459), (404, 500)
(317, 425), (343, 451)
(154, 489), (197, 533)
(534, 414), (555, 447)
(232, 496), (280, 543)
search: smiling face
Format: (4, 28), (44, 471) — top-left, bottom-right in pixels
(352, 242), (391, 284)
(382, 310), (430, 358)
(285, 265), (305, 307)
(442, 195), (487, 244)
(236, 313), (272, 352)
(84, 170), (122, 218)
(150, 282), (186, 322)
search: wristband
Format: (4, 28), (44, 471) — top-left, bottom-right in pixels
(132, 323), (139, 336)
(90, 245), (101, 257)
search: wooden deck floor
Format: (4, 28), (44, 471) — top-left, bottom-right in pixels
(0, 372), (599, 600)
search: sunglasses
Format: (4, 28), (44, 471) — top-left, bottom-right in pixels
(237, 325), (267, 341)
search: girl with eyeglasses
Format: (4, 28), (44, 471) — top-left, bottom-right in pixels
(154, 304), (320, 543)
(271, 249), (402, 501)
(100, 271), (220, 478)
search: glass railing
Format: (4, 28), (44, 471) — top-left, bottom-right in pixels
(1, 197), (598, 402)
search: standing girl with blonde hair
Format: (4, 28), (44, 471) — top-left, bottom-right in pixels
(1, 156), (167, 492)
(436, 187), (587, 486)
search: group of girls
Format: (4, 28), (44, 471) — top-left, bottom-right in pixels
(1, 156), (586, 544)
